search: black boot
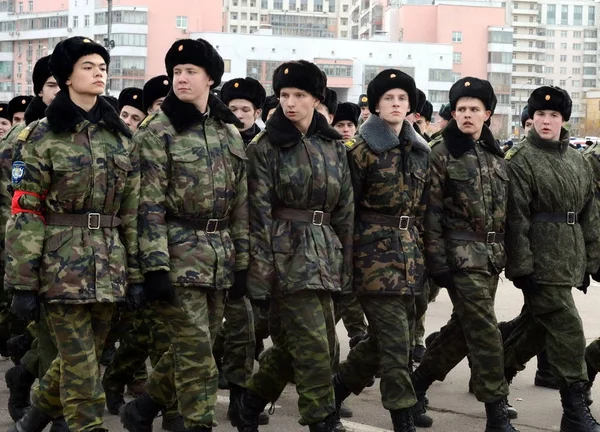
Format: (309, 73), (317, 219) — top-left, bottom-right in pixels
(119, 392), (164, 432)
(233, 389), (270, 432)
(182, 427), (212, 432)
(585, 359), (597, 406)
(228, 384), (270, 426)
(6, 332), (34, 363)
(560, 382), (600, 432)
(5, 364), (36, 421)
(410, 369), (434, 428)
(390, 408), (416, 432)
(7, 405), (53, 432)
(484, 399), (519, 432)
(104, 387), (126, 416)
(308, 414), (337, 432)
(161, 414), (186, 432)
(49, 417), (69, 432)
(535, 350), (560, 389)
(332, 374), (352, 432)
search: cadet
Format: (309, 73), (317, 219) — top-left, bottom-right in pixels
(332, 69), (429, 432)
(414, 99), (433, 142)
(316, 87), (338, 124)
(410, 77), (517, 432)
(8, 95), (32, 125)
(118, 87), (146, 132)
(143, 75), (171, 114)
(504, 106), (532, 161)
(504, 86), (600, 432)
(221, 77), (266, 145)
(5, 36), (142, 432)
(261, 94), (278, 124)
(357, 93), (370, 124)
(217, 76), (269, 425)
(332, 102), (360, 140)
(119, 38), (248, 432)
(0, 103), (11, 137)
(430, 103), (451, 141)
(234, 60), (354, 432)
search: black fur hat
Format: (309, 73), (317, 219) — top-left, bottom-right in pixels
(118, 87), (144, 112)
(32, 55), (52, 95)
(8, 95), (32, 120)
(415, 89), (426, 115)
(438, 103), (452, 121)
(521, 105), (529, 128)
(49, 36), (110, 91)
(323, 88), (338, 115)
(357, 93), (368, 108)
(143, 75), (171, 113)
(449, 77), (496, 114)
(419, 100), (433, 122)
(272, 60), (327, 102)
(165, 38), (224, 89)
(261, 95), (279, 123)
(221, 77), (267, 109)
(367, 69), (417, 115)
(527, 86), (572, 121)
(0, 103), (9, 121)
(332, 102), (360, 127)
(102, 95), (118, 111)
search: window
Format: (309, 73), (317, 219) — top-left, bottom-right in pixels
(488, 52), (511, 64)
(453, 52), (462, 63)
(343, 5), (348, 12)
(94, 33), (148, 47)
(547, 4), (556, 24)
(17, 62), (21, 73)
(573, 67), (581, 74)
(232, 26), (238, 33)
(547, 54), (554, 61)
(547, 42), (555, 49)
(573, 44), (581, 50)
(573, 92), (580, 99)
(559, 79), (566, 86)
(584, 67), (597, 75)
(584, 55), (596, 62)
(84, 14), (89, 27)
(528, 53), (533, 60)
(528, 66), (533, 72)
(574, 55), (582, 62)
(560, 67), (567, 74)
(589, 6), (595, 26)
(560, 55), (567, 62)
(547, 79), (554, 85)
(561, 31), (568, 38)
(546, 66), (554, 73)
(241, 25), (248, 33)
(429, 91), (449, 103)
(241, 12), (247, 19)
(18, 1), (22, 13)
(561, 43), (567, 49)
(341, 18), (347, 25)
(176, 16), (187, 29)
(585, 42), (597, 50)
(250, 13), (257, 20)
(223, 59), (231, 73)
(561, 5), (568, 25)
(452, 31), (462, 43)
(583, 79), (596, 87)
(341, 30), (347, 38)
(320, 64), (353, 77)
(585, 30), (597, 38)
(547, 30), (555, 37)
(429, 69), (454, 81)
(529, 41), (534, 48)
(573, 80), (580, 87)
(574, 5), (583, 25)
(28, 0), (32, 10)
(73, 15), (78, 27)
(261, 0), (268, 6)
(273, 1), (283, 9)
(231, 12), (238, 20)
(574, 31), (582, 38)
(250, 26), (257, 33)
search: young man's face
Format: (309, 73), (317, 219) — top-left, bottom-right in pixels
(333, 120), (356, 139)
(11, 112), (24, 125)
(532, 110), (563, 141)
(279, 88), (319, 126)
(360, 105), (370, 121)
(523, 118), (533, 136)
(39, 76), (59, 106)
(229, 98), (261, 132)
(120, 105), (146, 132)
(415, 116), (430, 134)
(0, 118), (11, 136)
(173, 64), (213, 105)
(148, 97), (166, 114)
(452, 97), (490, 139)
(376, 88), (410, 128)
(67, 54), (107, 96)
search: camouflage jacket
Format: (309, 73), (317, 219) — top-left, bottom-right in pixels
(347, 116), (430, 295)
(246, 107), (354, 301)
(506, 128), (600, 286)
(4, 92), (142, 303)
(425, 120), (508, 276)
(504, 136), (526, 160)
(136, 92), (249, 290)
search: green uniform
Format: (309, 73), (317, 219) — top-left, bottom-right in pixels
(245, 107), (354, 425)
(415, 120), (509, 403)
(338, 116), (429, 410)
(4, 92), (142, 431)
(137, 92), (248, 428)
(503, 128), (600, 387)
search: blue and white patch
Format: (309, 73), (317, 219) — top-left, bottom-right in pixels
(11, 161), (25, 185)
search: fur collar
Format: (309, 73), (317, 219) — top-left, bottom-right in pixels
(161, 90), (242, 134)
(24, 96), (47, 125)
(45, 91), (131, 138)
(442, 119), (503, 158)
(264, 105), (341, 146)
(359, 115), (430, 154)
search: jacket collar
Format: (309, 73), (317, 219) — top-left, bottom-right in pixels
(264, 105), (341, 147)
(240, 123), (261, 145)
(442, 119), (503, 158)
(527, 126), (570, 153)
(160, 90), (243, 134)
(24, 96), (47, 125)
(359, 114), (430, 154)
(45, 91), (132, 138)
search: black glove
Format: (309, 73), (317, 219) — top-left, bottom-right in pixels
(512, 274), (540, 295)
(143, 270), (175, 302)
(229, 270), (248, 300)
(126, 283), (146, 311)
(577, 273), (591, 294)
(11, 291), (39, 322)
(432, 272), (457, 291)
(6, 332), (34, 360)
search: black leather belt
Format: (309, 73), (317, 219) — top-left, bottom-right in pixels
(533, 212), (579, 225)
(360, 211), (415, 230)
(273, 208), (331, 226)
(444, 230), (505, 244)
(46, 213), (121, 229)
(166, 215), (229, 233)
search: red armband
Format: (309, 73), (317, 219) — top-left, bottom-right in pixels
(11, 190), (46, 223)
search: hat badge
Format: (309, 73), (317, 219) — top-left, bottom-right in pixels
(284, 68), (289, 74)
(21, 99), (26, 104)
(83, 38), (90, 43)
(178, 44), (183, 52)
(0, 107), (4, 111)
(390, 73), (397, 78)
(234, 82), (239, 88)
(133, 95), (138, 100)
(545, 95), (551, 101)
(361, 96), (368, 103)
(465, 81), (471, 87)
(163, 79), (169, 85)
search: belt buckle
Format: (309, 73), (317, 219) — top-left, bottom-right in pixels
(486, 231), (497, 244)
(567, 212), (577, 225)
(399, 216), (410, 230)
(87, 213), (101, 230)
(205, 218), (219, 234)
(312, 211), (324, 226)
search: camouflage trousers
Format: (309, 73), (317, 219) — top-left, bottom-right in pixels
(146, 287), (225, 428)
(585, 338), (600, 376)
(334, 293), (368, 339)
(22, 304), (57, 379)
(413, 279), (440, 347)
(339, 295), (416, 410)
(213, 296), (256, 387)
(503, 285), (587, 388)
(0, 280), (28, 355)
(417, 272), (508, 402)
(247, 290), (337, 426)
(33, 302), (115, 431)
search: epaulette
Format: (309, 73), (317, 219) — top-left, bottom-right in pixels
(138, 112), (158, 130)
(343, 138), (358, 151)
(17, 120), (43, 142)
(504, 144), (524, 161)
(247, 129), (267, 148)
(430, 137), (444, 149)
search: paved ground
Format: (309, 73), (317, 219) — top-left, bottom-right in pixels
(1, 276), (599, 431)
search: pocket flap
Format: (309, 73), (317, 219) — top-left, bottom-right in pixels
(113, 154), (133, 171)
(44, 229), (74, 253)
